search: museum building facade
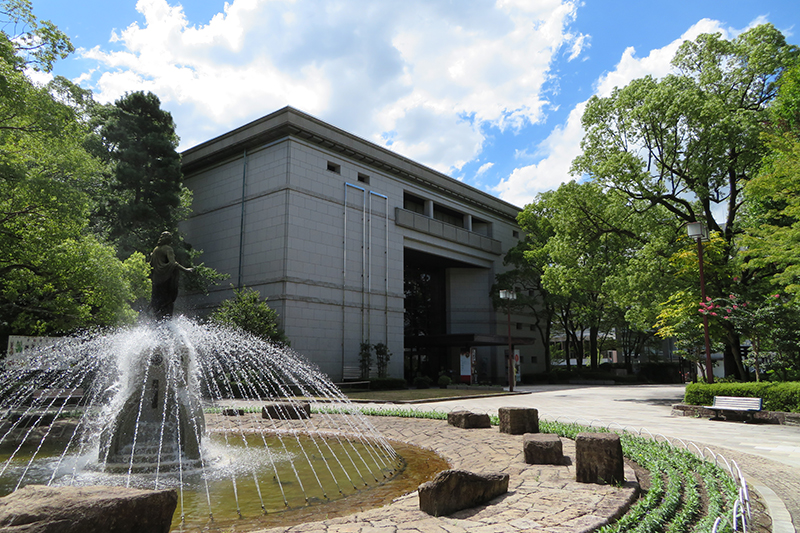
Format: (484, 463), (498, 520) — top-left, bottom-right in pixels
(180, 107), (542, 383)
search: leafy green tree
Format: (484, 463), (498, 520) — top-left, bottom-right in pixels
(0, 0), (73, 71)
(493, 204), (556, 372)
(742, 64), (800, 301)
(505, 180), (675, 372)
(0, 2), (150, 342)
(654, 233), (736, 380)
(208, 286), (288, 345)
(572, 24), (799, 378)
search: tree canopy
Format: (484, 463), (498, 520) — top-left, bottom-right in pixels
(0, 1), (149, 341)
(208, 286), (288, 345)
(567, 24), (800, 378)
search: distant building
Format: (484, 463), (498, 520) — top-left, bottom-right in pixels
(180, 107), (542, 383)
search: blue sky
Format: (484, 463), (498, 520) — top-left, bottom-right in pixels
(31, 0), (799, 207)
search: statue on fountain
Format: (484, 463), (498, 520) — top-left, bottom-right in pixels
(149, 231), (193, 319)
(99, 231), (204, 471)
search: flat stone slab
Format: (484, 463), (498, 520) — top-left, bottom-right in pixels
(499, 406), (539, 434)
(0, 485), (177, 533)
(418, 469), (509, 516)
(447, 410), (491, 429)
(262, 402), (310, 420)
(576, 432), (624, 485)
(524, 432), (564, 465)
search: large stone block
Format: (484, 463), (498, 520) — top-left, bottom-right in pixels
(0, 485), (177, 533)
(523, 433), (564, 465)
(575, 432), (624, 484)
(262, 401), (311, 420)
(447, 410), (491, 429)
(498, 406), (539, 434)
(418, 469), (509, 516)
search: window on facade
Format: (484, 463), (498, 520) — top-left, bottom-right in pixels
(516, 323), (523, 330)
(403, 192), (425, 214)
(433, 204), (464, 228)
(512, 230), (520, 238)
(472, 218), (492, 237)
(327, 162), (341, 174)
(357, 173), (370, 184)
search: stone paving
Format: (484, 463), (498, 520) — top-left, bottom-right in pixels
(250, 417), (638, 533)
(218, 384), (800, 533)
(408, 384), (800, 533)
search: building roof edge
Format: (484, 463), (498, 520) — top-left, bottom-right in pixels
(181, 106), (521, 220)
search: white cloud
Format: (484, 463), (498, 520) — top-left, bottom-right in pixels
(476, 162), (494, 177)
(494, 18), (732, 206)
(74, 0), (587, 168)
(493, 102), (586, 207)
(594, 18), (726, 98)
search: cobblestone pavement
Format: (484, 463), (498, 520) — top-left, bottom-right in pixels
(243, 417), (638, 533)
(406, 384), (800, 533)
(221, 384), (800, 533)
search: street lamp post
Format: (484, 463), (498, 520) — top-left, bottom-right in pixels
(499, 289), (517, 392)
(687, 222), (714, 384)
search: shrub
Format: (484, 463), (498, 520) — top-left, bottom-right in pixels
(437, 375), (451, 388)
(209, 286), (288, 344)
(374, 342), (392, 378)
(368, 377), (407, 391)
(413, 375), (433, 389)
(359, 341), (372, 379)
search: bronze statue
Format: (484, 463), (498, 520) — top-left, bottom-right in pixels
(149, 231), (193, 319)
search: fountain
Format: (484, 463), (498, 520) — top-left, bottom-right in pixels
(0, 236), (415, 530)
(0, 318), (409, 529)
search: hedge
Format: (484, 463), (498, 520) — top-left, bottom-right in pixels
(684, 381), (800, 412)
(367, 377), (407, 391)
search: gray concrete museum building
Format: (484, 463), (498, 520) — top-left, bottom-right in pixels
(180, 107), (542, 384)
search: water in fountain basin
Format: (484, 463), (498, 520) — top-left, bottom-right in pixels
(0, 317), (404, 525)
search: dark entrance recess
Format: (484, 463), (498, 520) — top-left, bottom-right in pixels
(403, 248), (537, 385)
(403, 248), (448, 383)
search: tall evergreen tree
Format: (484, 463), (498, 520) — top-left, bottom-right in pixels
(96, 91), (186, 259)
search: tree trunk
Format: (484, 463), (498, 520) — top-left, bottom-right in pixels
(589, 325), (599, 370)
(724, 327), (747, 380)
(543, 321), (552, 373)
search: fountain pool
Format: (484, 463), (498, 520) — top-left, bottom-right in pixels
(0, 317), (424, 530)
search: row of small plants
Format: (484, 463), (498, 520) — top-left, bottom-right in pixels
(309, 406), (741, 533)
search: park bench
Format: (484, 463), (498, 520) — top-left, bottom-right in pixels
(31, 388), (84, 407)
(704, 396), (763, 423)
(334, 365), (370, 389)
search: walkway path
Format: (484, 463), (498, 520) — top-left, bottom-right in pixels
(252, 416), (638, 533)
(407, 384), (800, 533)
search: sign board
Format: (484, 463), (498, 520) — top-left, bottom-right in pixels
(5, 335), (60, 370)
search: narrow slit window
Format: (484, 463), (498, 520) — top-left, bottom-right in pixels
(357, 173), (370, 184)
(327, 162), (341, 174)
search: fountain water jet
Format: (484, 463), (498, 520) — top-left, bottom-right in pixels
(0, 317), (405, 527)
